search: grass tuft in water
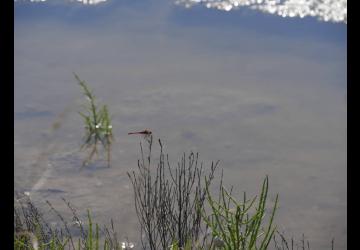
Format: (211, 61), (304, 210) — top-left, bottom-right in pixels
(74, 73), (114, 168)
(199, 175), (279, 250)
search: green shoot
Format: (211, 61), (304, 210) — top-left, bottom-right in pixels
(199, 175), (278, 250)
(74, 73), (114, 168)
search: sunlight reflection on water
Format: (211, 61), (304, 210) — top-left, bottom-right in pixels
(14, 0), (347, 24)
(176, 0), (347, 24)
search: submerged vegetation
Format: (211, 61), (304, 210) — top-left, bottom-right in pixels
(74, 73), (114, 168)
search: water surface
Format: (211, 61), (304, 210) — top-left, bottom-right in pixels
(14, 1), (346, 249)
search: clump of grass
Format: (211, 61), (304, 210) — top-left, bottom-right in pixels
(14, 193), (71, 250)
(199, 176), (279, 250)
(127, 136), (219, 250)
(127, 135), (284, 250)
(74, 73), (114, 168)
(14, 194), (125, 250)
(14, 230), (70, 250)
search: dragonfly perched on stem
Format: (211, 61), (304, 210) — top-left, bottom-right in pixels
(128, 129), (152, 143)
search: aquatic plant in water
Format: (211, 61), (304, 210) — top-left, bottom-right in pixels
(74, 73), (113, 168)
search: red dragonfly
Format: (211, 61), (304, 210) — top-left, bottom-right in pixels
(128, 129), (152, 136)
(128, 129), (152, 142)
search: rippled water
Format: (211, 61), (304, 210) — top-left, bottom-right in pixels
(15, 0), (346, 249)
